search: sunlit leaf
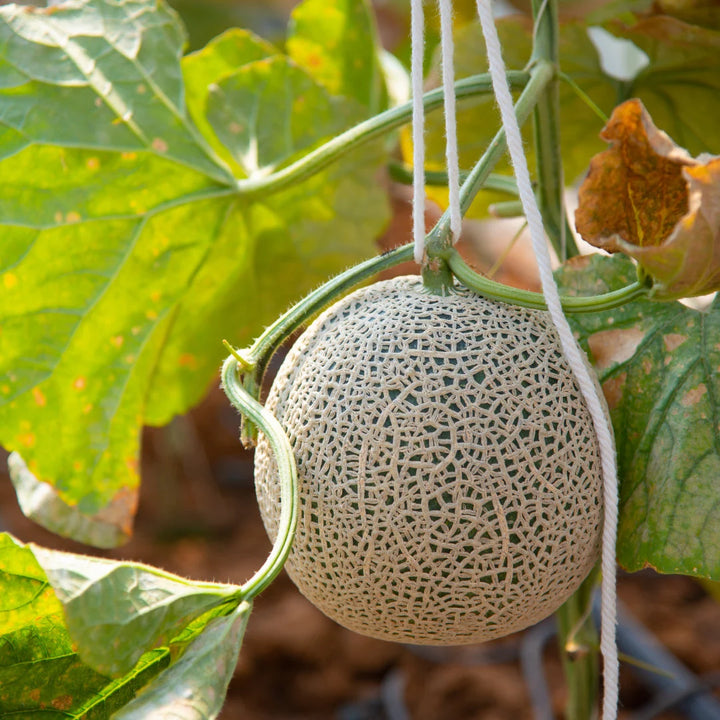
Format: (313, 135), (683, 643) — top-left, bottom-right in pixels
(182, 29), (278, 176)
(0, 0), (389, 545)
(556, 254), (720, 579)
(287, 0), (387, 114)
(32, 545), (237, 676)
(114, 603), (252, 720)
(0, 0), (233, 183)
(206, 56), (352, 175)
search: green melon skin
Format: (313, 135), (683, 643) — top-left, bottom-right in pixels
(254, 275), (605, 645)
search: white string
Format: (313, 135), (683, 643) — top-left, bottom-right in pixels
(437, 0), (463, 242)
(473, 2), (619, 718)
(411, 0), (426, 265)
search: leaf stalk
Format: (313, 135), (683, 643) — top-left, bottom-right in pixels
(422, 59), (555, 292)
(221, 356), (298, 601)
(443, 247), (648, 312)
(234, 71), (529, 198)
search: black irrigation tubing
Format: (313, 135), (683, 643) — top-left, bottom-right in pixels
(401, 639), (520, 666)
(633, 674), (720, 720)
(381, 668), (412, 720)
(519, 617), (557, 720)
(339, 593), (720, 720)
(592, 598), (720, 720)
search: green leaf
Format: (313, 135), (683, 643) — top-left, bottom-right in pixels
(0, 1), (389, 544)
(556, 255), (720, 579)
(113, 602), (252, 720)
(420, 17), (617, 218)
(287, 0), (387, 114)
(0, 533), (170, 718)
(0, 0), (233, 184)
(0, 150), (232, 547)
(182, 29), (279, 177)
(31, 544), (237, 676)
(612, 15), (720, 155)
(206, 55), (352, 175)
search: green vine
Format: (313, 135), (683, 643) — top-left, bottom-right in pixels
(234, 71), (529, 199)
(443, 247), (648, 311)
(224, 238), (648, 445)
(422, 59), (555, 293)
(221, 355), (298, 601)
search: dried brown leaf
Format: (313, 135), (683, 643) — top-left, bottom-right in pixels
(624, 158), (720, 298)
(576, 98), (720, 298)
(576, 98), (692, 252)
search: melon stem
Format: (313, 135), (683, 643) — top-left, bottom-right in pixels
(223, 240), (649, 445)
(221, 355), (299, 601)
(422, 60), (555, 293)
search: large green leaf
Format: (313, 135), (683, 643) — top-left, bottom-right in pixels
(0, 154), (232, 547)
(556, 255), (720, 579)
(0, 533), (168, 718)
(114, 603), (251, 720)
(206, 55), (352, 175)
(0, 0), (232, 183)
(287, 0), (387, 114)
(182, 29), (278, 176)
(144, 53), (389, 427)
(613, 15), (720, 155)
(0, 533), (245, 717)
(0, 0), (389, 545)
(32, 545), (236, 676)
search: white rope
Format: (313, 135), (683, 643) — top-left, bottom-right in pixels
(411, 0), (426, 265)
(437, 0), (463, 243)
(473, 2), (619, 718)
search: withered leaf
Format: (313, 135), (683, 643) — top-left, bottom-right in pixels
(628, 158), (720, 298)
(576, 98), (720, 299)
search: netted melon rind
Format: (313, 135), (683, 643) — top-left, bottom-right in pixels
(254, 276), (604, 644)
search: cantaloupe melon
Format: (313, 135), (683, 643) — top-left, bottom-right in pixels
(254, 276), (604, 644)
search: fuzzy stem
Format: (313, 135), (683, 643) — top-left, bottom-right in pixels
(443, 247), (648, 312)
(388, 161), (518, 196)
(556, 570), (601, 720)
(229, 243), (414, 441)
(235, 72), (529, 199)
(221, 355), (298, 600)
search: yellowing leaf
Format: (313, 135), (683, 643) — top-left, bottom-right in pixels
(0, 0), (389, 545)
(576, 98), (720, 299)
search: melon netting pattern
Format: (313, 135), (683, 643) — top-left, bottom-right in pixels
(254, 276), (603, 644)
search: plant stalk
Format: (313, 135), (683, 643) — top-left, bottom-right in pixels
(443, 247), (647, 312)
(388, 161), (518, 196)
(221, 355), (298, 600)
(423, 59), (554, 293)
(531, 0), (579, 260)
(556, 570), (600, 720)
(531, 4), (600, 718)
(235, 72), (529, 199)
